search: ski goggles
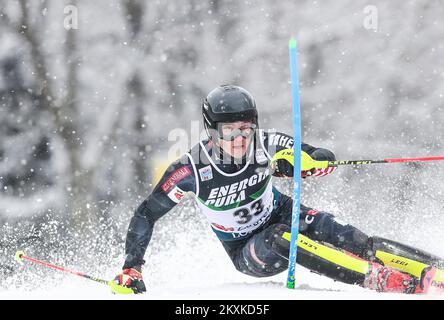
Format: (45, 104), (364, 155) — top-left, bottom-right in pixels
(217, 122), (257, 141)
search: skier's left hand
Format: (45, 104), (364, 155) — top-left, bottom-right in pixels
(271, 149), (335, 178)
(270, 149), (294, 177)
(271, 149), (317, 177)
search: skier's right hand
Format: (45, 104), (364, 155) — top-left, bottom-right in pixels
(112, 267), (146, 294)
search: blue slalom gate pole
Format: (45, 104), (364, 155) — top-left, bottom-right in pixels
(286, 38), (302, 289)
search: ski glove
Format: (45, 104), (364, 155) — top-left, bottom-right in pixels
(112, 267), (146, 294)
(271, 149), (294, 177)
(271, 149), (336, 178)
(304, 149), (337, 177)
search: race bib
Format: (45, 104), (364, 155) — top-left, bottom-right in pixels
(196, 181), (274, 237)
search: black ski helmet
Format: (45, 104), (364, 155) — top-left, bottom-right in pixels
(202, 85), (258, 138)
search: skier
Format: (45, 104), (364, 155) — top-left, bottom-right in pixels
(113, 85), (444, 295)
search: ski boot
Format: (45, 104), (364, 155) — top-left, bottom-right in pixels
(363, 262), (420, 293)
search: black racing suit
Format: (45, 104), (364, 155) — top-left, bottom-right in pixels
(123, 130), (444, 288)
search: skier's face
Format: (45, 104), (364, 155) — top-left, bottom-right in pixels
(218, 121), (255, 159)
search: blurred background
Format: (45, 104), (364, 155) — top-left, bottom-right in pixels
(1, 0), (443, 292)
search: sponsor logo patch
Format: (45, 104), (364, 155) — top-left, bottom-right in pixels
(167, 186), (186, 203)
(307, 209), (319, 216)
(305, 209), (319, 225)
(255, 149), (268, 163)
(161, 167), (192, 192)
(268, 133), (294, 149)
(199, 165), (213, 181)
(211, 223), (234, 232)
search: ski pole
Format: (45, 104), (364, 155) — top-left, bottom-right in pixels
(14, 250), (134, 294)
(311, 156), (444, 169)
(272, 150), (444, 171)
